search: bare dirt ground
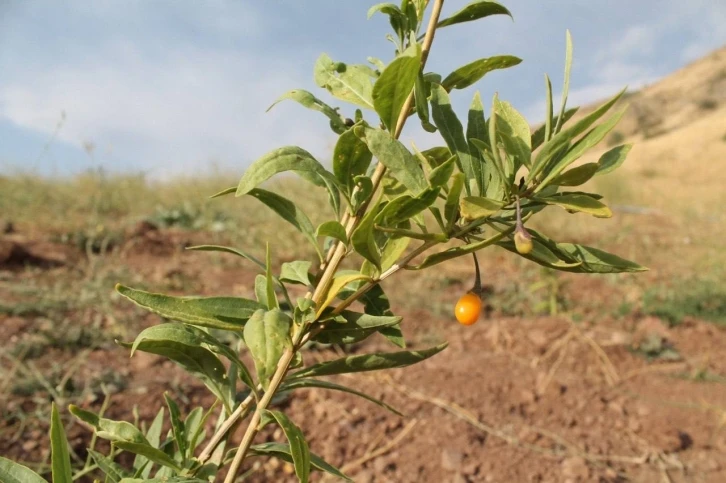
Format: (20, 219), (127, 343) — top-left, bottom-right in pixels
(2, 225), (725, 483)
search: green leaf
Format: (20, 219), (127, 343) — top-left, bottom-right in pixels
(493, 96), (531, 169)
(355, 126), (427, 194)
(317, 272), (372, 316)
(550, 162), (599, 186)
(136, 407), (164, 478)
(537, 192), (612, 218)
(247, 189), (322, 261)
(281, 378), (402, 416)
(415, 71), (437, 132)
(373, 42), (421, 131)
(544, 74), (554, 144)
(554, 30), (573, 134)
(333, 128), (373, 195)
(442, 55), (521, 91)
(280, 261), (313, 286)
(49, 403), (72, 483)
(445, 173), (465, 228)
(556, 243), (647, 273)
(437, 1), (512, 29)
(367, 2), (403, 19)
(596, 144), (632, 175)
(314, 54), (375, 109)
(265, 411), (311, 483)
(247, 443), (351, 481)
(381, 235), (410, 272)
(376, 187), (440, 226)
(264, 243), (279, 310)
(267, 89), (346, 134)
(351, 201), (383, 270)
(69, 406), (182, 472)
(0, 458), (48, 483)
(351, 175), (374, 213)
(186, 244), (264, 270)
(236, 146), (339, 197)
(316, 221), (348, 245)
(409, 223), (516, 269)
(530, 88), (626, 183)
(531, 107), (579, 151)
(121, 329), (231, 409)
(254, 274), (269, 308)
(467, 91), (488, 196)
(184, 407), (204, 453)
(459, 196), (504, 220)
(338, 281), (405, 349)
(498, 236), (582, 270)
(163, 393), (187, 460)
(538, 107), (628, 189)
(290, 343), (447, 379)
(430, 83), (478, 195)
(88, 450), (131, 482)
(428, 155), (456, 188)
(243, 309), (292, 390)
(313, 310), (402, 345)
(116, 284), (263, 332)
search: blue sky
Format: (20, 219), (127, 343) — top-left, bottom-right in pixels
(0, 0), (724, 179)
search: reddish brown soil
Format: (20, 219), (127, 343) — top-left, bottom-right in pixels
(1, 228), (725, 483)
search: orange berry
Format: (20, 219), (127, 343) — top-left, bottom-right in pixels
(455, 292), (482, 326)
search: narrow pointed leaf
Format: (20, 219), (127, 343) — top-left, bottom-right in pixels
(50, 403), (73, 483)
(596, 144), (632, 175)
(88, 450), (131, 482)
(247, 189), (322, 261)
(314, 311), (402, 345)
(290, 343), (447, 379)
(544, 74), (554, 143)
(116, 284), (262, 332)
(459, 196), (504, 220)
(430, 83), (478, 194)
(267, 89), (346, 134)
(494, 97), (531, 169)
(442, 55), (521, 91)
(554, 30), (573, 134)
(163, 394), (187, 459)
(264, 244), (278, 310)
(351, 201), (383, 270)
(445, 173), (465, 227)
(531, 107), (578, 151)
(373, 43), (421, 131)
(236, 146), (338, 197)
(557, 243), (647, 273)
(437, 1), (512, 29)
(530, 88), (626, 182)
(376, 187), (440, 226)
(317, 272), (372, 316)
(266, 411), (311, 483)
(415, 71), (437, 132)
(550, 162), (599, 186)
(537, 192), (612, 218)
(467, 91), (488, 195)
(281, 378), (403, 416)
(428, 155), (456, 188)
(186, 244), (264, 270)
(538, 108), (627, 189)
(247, 443), (352, 481)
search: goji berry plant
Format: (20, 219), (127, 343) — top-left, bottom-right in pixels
(0, 1), (645, 482)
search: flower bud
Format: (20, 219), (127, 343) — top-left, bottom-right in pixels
(514, 225), (533, 254)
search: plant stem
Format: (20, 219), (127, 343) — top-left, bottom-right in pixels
(223, 2), (446, 480)
(313, 0), (444, 304)
(196, 394), (254, 465)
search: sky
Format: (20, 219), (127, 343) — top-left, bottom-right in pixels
(0, 0), (724, 179)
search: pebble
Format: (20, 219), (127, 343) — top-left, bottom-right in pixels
(441, 448), (464, 471)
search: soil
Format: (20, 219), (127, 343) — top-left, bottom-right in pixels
(1, 227), (725, 483)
